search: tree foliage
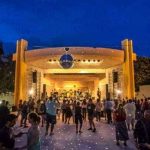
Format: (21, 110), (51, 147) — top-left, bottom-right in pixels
(0, 55), (15, 93)
(134, 56), (150, 91)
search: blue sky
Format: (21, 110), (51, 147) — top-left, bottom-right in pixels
(0, 0), (150, 56)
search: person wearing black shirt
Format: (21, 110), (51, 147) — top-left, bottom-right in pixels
(0, 100), (10, 129)
(61, 100), (67, 122)
(75, 102), (83, 134)
(65, 100), (72, 124)
(17, 99), (23, 117)
(134, 110), (150, 150)
(87, 99), (96, 132)
(20, 101), (28, 127)
(0, 114), (22, 149)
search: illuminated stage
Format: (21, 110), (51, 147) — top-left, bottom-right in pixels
(13, 39), (136, 105)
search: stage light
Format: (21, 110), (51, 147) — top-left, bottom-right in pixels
(29, 88), (34, 96)
(116, 90), (122, 94)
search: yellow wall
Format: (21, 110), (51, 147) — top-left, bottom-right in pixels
(14, 39), (28, 105)
(122, 39), (136, 99)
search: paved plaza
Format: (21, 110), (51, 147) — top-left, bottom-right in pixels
(15, 119), (136, 150)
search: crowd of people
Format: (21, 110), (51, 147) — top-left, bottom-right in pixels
(0, 95), (150, 149)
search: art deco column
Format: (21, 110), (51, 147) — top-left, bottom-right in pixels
(14, 39), (28, 105)
(122, 39), (136, 99)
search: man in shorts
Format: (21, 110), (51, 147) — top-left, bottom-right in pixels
(45, 96), (59, 136)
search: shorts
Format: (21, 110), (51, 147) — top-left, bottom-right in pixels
(46, 113), (56, 124)
(88, 115), (94, 121)
(75, 115), (83, 124)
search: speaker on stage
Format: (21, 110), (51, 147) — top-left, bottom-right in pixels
(32, 71), (37, 83)
(113, 72), (118, 83)
(106, 84), (110, 99)
(43, 84), (46, 93)
(42, 84), (46, 99)
(106, 84), (109, 99)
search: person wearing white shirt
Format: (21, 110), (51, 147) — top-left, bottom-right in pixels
(124, 99), (136, 130)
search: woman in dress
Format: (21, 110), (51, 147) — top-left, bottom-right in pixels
(114, 104), (129, 146)
(65, 100), (72, 124)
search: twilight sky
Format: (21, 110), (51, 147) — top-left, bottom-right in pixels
(0, 0), (150, 56)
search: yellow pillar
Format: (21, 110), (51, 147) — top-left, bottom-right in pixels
(122, 39), (136, 99)
(14, 39), (28, 106)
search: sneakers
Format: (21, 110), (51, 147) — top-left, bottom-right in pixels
(88, 128), (92, 130)
(124, 142), (127, 146)
(45, 132), (48, 136)
(116, 141), (127, 146)
(76, 131), (83, 134)
(116, 142), (120, 146)
(79, 130), (83, 134)
(92, 128), (96, 132)
(88, 128), (96, 132)
(49, 132), (54, 136)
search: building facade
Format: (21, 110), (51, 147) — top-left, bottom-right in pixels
(13, 39), (136, 105)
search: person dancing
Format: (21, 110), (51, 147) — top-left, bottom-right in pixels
(75, 102), (83, 134)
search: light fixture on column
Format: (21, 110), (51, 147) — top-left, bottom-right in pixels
(116, 90), (122, 94)
(29, 88), (34, 96)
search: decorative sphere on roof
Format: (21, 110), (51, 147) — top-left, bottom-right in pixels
(59, 54), (74, 69)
